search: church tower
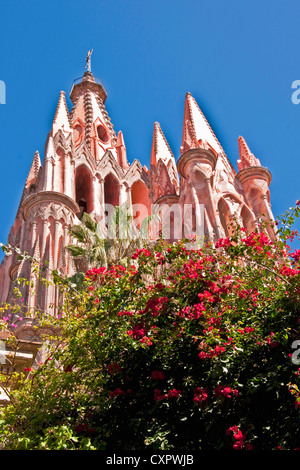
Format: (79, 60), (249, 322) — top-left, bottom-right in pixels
(175, 92), (273, 241)
(0, 54), (276, 327)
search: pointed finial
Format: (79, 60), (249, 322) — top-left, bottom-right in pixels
(116, 130), (126, 148)
(238, 136), (253, 159)
(52, 91), (71, 135)
(237, 136), (261, 171)
(33, 150), (41, 174)
(85, 49), (93, 73)
(151, 121), (175, 167)
(25, 150), (41, 189)
(181, 92), (224, 156)
(116, 131), (128, 169)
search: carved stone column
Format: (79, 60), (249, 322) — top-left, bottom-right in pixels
(64, 154), (72, 197)
(190, 183), (202, 230)
(99, 178), (105, 222)
(126, 186), (133, 217)
(92, 176), (101, 220)
(31, 221), (37, 253)
(63, 223), (70, 275)
(53, 220), (60, 269)
(41, 219), (48, 262)
(43, 156), (53, 191)
(204, 177), (221, 239)
(119, 182), (127, 207)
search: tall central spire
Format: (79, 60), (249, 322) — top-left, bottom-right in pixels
(70, 71), (107, 104)
(69, 52), (117, 160)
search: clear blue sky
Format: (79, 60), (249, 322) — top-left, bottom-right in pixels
(0, 0), (300, 255)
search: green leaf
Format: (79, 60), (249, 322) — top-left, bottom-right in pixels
(66, 245), (86, 257)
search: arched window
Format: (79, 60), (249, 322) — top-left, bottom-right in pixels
(131, 180), (151, 229)
(104, 173), (119, 208)
(97, 124), (109, 144)
(218, 198), (231, 237)
(73, 125), (82, 142)
(75, 165), (94, 219)
(241, 205), (254, 235)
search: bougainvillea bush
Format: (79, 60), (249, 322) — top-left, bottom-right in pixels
(0, 206), (300, 450)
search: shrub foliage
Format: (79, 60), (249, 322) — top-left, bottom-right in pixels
(0, 206), (300, 450)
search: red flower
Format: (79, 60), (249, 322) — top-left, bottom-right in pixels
(244, 327), (254, 333)
(193, 387), (208, 405)
(85, 267), (106, 281)
(214, 384), (239, 398)
(151, 371), (165, 380)
(213, 345), (226, 356)
(215, 237), (232, 248)
(242, 232), (272, 248)
(279, 265), (300, 277)
(107, 362), (122, 375)
(245, 443), (254, 450)
(139, 297), (168, 317)
(154, 389), (167, 402)
(109, 388), (126, 398)
(198, 290), (215, 303)
(118, 310), (134, 317)
(139, 336), (153, 346)
(127, 324), (146, 338)
(233, 430), (246, 441)
(233, 441), (244, 450)
(131, 248), (151, 259)
(167, 388), (182, 399)
(291, 250), (300, 262)
(154, 388), (181, 401)
(226, 425), (239, 435)
(155, 283), (164, 290)
(198, 351), (207, 360)
(226, 426), (253, 450)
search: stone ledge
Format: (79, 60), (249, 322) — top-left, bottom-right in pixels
(22, 191), (80, 220)
(236, 166), (272, 186)
(177, 148), (217, 178)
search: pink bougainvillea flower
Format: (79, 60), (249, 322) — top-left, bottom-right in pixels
(167, 388), (182, 399)
(193, 387), (208, 405)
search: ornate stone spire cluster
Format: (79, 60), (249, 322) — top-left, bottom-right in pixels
(0, 59), (276, 329)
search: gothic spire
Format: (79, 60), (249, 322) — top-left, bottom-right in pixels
(51, 91), (71, 137)
(181, 92), (224, 156)
(69, 62), (117, 160)
(25, 150), (41, 189)
(237, 136), (261, 171)
(116, 130), (129, 170)
(151, 121), (175, 167)
(150, 122), (179, 196)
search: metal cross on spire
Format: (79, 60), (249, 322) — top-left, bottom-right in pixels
(85, 49), (93, 73)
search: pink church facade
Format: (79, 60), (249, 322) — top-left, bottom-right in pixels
(0, 69), (276, 320)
